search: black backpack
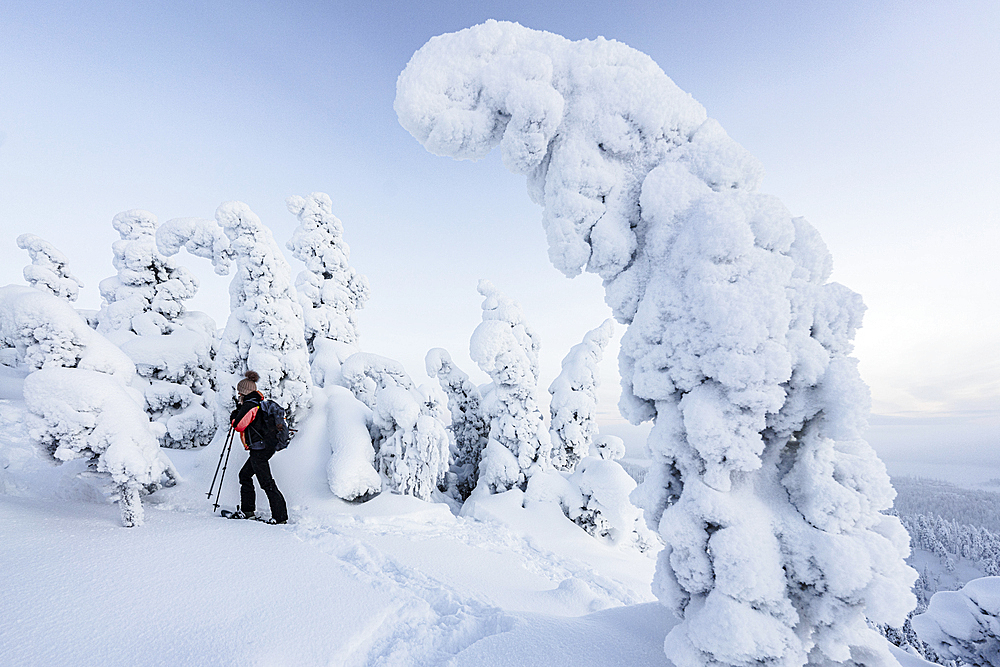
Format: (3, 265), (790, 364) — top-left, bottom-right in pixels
(258, 400), (291, 451)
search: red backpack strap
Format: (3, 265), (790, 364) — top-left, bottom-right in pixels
(234, 406), (259, 433)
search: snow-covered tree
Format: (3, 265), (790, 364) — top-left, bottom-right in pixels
(569, 455), (653, 548)
(286, 192), (370, 386)
(96, 209), (216, 449)
(426, 347), (489, 500)
(157, 203), (313, 425)
(0, 285), (174, 526)
(341, 352), (449, 501)
(549, 319), (614, 472)
(524, 444), (654, 551)
(469, 280), (550, 494)
(16, 233), (84, 303)
(912, 577), (1000, 667)
(397, 22), (916, 667)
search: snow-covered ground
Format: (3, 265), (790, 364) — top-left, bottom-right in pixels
(0, 394), (672, 666)
(2, 385), (965, 666)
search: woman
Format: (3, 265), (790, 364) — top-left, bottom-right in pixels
(228, 371), (288, 524)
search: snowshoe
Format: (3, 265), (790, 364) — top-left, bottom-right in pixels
(259, 517), (287, 525)
(220, 508), (255, 520)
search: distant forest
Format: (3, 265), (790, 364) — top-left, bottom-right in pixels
(893, 476), (1000, 533)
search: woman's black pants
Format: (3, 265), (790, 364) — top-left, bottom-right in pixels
(238, 446), (287, 522)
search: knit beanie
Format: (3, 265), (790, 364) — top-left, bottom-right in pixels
(237, 370), (259, 396)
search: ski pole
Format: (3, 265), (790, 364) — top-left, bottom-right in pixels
(212, 428), (237, 513)
(206, 426), (235, 500)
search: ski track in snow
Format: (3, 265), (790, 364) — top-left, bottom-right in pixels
(281, 507), (647, 664)
(288, 518), (515, 666)
(340, 513), (645, 608)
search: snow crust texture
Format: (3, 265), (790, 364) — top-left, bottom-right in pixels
(396, 20), (916, 667)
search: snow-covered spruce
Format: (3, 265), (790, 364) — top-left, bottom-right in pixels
(912, 577), (1000, 667)
(16, 233), (84, 303)
(341, 352), (449, 501)
(570, 455), (654, 548)
(286, 192), (370, 387)
(96, 210), (216, 449)
(158, 203), (313, 426)
(524, 446), (654, 551)
(528, 319), (650, 549)
(397, 22), (915, 667)
(902, 513), (1000, 577)
(548, 319), (614, 472)
(426, 348), (489, 500)
(469, 280), (550, 494)
(0, 285), (174, 526)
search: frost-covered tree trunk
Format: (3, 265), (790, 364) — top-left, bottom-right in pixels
(549, 319), (613, 472)
(426, 348), (489, 500)
(96, 210), (216, 449)
(286, 192), (370, 386)
(16, 233), (84, 303)
(157, 203), (313, 425)
(341, 352), (449, 501)
(469, 280), (551, 493)
(0, 285), (174, 526)
(397, 22), (916, 667)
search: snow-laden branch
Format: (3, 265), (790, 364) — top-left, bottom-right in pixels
(156, 216), (232, 276)
(16, 233), (84, 303)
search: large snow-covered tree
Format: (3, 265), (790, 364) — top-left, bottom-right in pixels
(396, 21), (916, 667)
(0, 285), (174, 526)
(426, 347), (489, 500)
(96, 209), (216, 449)
(157, 203), (313, 425)
(16, 233), (84, 303)
(341, 352), (449, 501)
(285, 192), (370, 387)
(469, 279), (551, 494)
(548, 319), (614, 472)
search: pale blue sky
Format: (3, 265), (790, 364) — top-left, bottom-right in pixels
(1, 1), (997, 465)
